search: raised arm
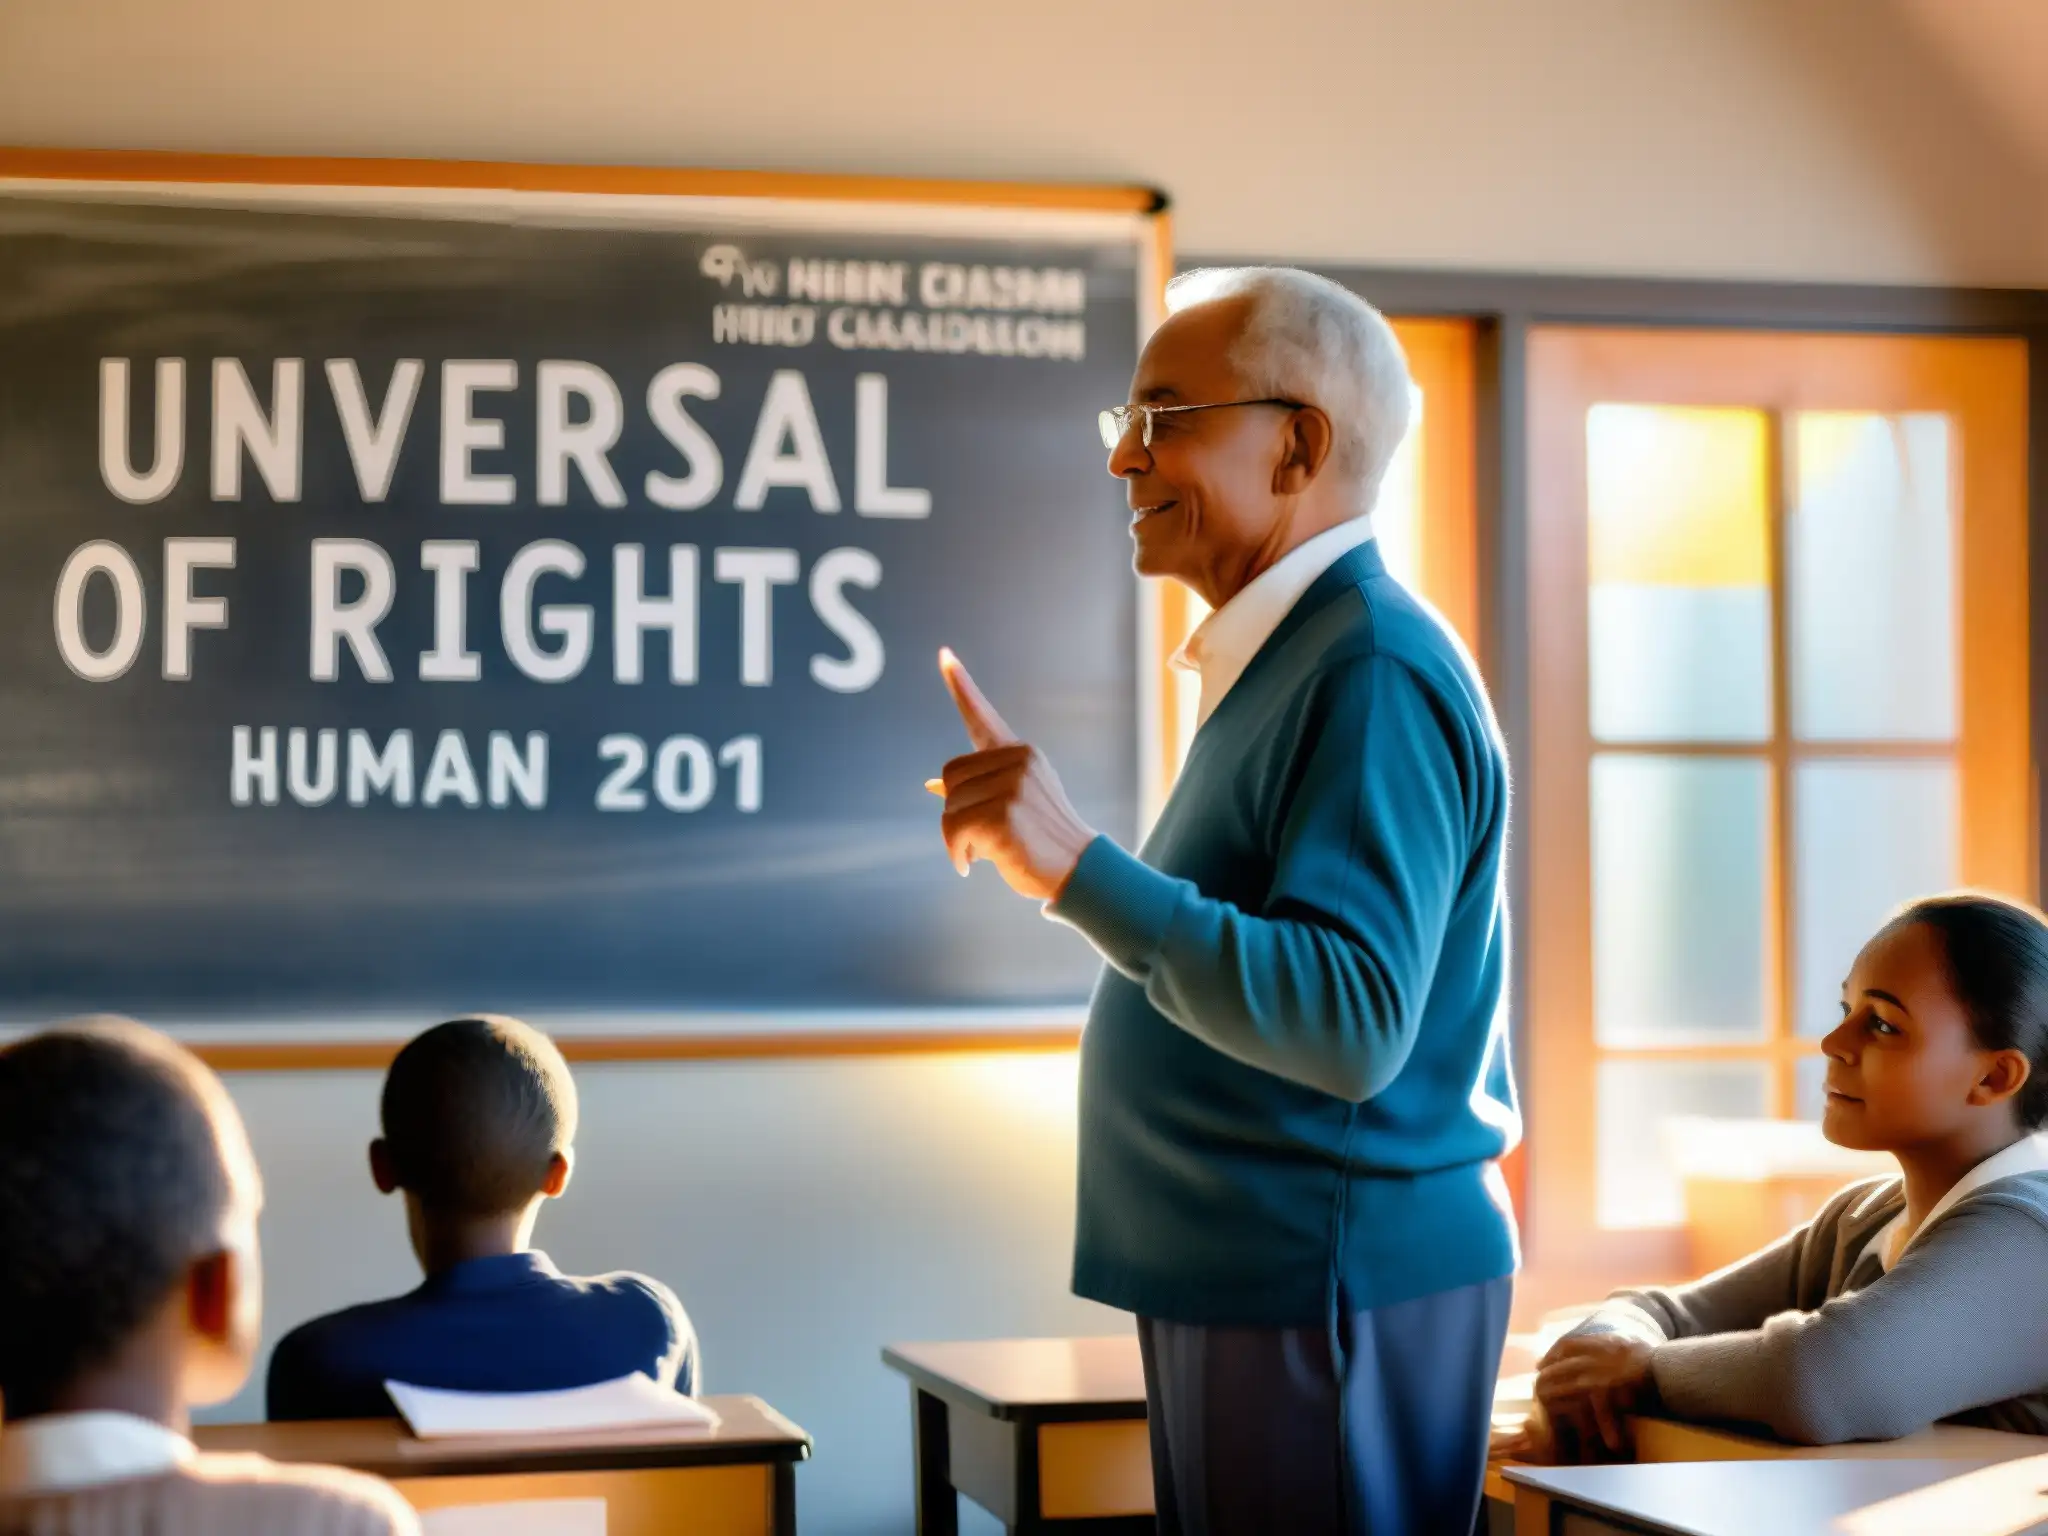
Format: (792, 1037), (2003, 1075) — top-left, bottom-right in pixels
(1049, 656), (1481, 1102)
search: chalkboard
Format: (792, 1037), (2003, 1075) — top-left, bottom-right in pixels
(0, 163), (1159, 1029)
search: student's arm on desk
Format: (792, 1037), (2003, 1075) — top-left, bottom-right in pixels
(1574, 1215), (1817, 1350)
(1630, 1201), (2048, 1443)
(671, 1322), (699, 1398)
(1538, 1185), (1865, 1457)
(623, 1274), (699, 1397)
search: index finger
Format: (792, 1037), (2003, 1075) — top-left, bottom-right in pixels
(938, 647), (1018, 751)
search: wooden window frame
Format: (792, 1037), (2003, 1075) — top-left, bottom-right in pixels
(1522, 326), (2032, 1281)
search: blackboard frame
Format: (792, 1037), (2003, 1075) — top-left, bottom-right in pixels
(0, 147), (1175, 1069)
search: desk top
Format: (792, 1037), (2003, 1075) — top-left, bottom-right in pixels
(882, 1337), (1145, 1423)
(1632, 1415), (2045, 1465)
(1507, 1456), (2048, 1536)
(194, 1396), (811, 1480)
(1485, 1415), (2044, 1507)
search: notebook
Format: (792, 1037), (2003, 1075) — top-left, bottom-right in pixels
(420, 1499), (606, 1536)
(385, 1372), (720, 1439)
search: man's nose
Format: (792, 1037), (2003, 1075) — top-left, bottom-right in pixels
(1106, 424), (1149, 480)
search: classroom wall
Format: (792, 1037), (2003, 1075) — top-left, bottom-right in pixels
(2, 0), (2046, 286)
(8, 2), (2047, 1532)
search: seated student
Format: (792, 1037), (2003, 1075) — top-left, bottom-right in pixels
(0, 1018), (417, 1536)
(1529, 893), (2048, 1459)
(267, 1015), (696, 1421)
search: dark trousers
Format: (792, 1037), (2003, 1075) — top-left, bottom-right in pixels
(1137, 1276), (1511, 1536)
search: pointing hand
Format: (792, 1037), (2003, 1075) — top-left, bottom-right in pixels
(926, 648), (1096, 901)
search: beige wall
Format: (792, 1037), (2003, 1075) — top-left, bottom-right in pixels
(3, 0), (2045, 285)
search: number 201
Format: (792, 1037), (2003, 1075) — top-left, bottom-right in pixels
(595, 734), (762, 813)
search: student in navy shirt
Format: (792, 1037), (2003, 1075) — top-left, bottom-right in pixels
(266, 1016), (696, 1421)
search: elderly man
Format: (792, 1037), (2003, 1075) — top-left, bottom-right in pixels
(932, 267), (1518, 1535)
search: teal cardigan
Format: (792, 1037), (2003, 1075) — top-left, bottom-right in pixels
(1051, 541), (1519, 1326)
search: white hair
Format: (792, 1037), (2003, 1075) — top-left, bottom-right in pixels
(1164, 266), (1413, 508)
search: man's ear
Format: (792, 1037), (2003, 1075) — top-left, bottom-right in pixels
(185, 1248), (236, 1346)
(1272, 406), (1334, 495)
(369, 1138), (400, 1195)
(541, 1148), (574, 1200)
(1971, 1048), (2032, 1110)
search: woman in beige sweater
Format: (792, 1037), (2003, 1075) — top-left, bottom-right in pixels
(1531, 893), (2048, 1459)
(0, 1019), (417, 1536)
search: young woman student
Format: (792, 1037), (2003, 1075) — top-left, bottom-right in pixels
(1530, 892), (2048, 1458)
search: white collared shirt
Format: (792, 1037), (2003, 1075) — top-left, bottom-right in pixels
(1872, 1131), (2048, 1272)
(1171, 516), (1378, 730)
(0, 1411), (196, 1497)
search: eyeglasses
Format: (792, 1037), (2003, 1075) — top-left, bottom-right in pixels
(1097, 398), (1305, 452)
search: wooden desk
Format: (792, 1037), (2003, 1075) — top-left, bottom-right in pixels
(882, 1337), (1151, 1536)
(891, 1333), (1548, 1536)
(195, 1395), (810, 1536)
(1630, 1416), (2043, 1466)
(1505, 1455), (2048, 1535)
(1485, 1412), (2044, 1531)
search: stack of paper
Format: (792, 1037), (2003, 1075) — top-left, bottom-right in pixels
(421, 1499), (606, 1536)
(385, 1373), (720, 1440)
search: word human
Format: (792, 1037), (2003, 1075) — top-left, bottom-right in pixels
(228, 727), (764, 815)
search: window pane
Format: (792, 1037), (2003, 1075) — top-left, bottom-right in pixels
(1376, 383), (1426, 590)
(1592, 755), (1771, 1045)
(1795, 1054), (1829, 1119)
(1598, 1060), (1770, 1227)
(1794, 760), (1958, 1036)
(1789, 413), (1955, 742)
(1587, 405), (1772, 742)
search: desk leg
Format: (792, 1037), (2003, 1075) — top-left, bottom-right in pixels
(774, 1461), (797, 1536)
(1011, 1417), (1039, 1536)
(914, 1388), (959, 1536)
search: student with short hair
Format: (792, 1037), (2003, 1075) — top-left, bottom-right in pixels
(1531, 893), (2048, 1457)
(0, 1018), (418, 1536)
(267, 1016), (695, 1421)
